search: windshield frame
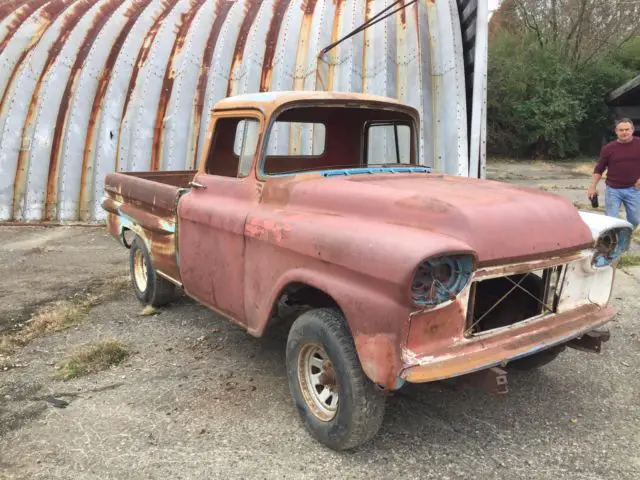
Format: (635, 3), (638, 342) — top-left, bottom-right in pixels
(256, 102), (422, 180)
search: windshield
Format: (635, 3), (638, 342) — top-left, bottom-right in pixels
(261, 106), (419, 176)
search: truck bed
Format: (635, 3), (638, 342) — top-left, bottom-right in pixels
(102, 170), (196, 285)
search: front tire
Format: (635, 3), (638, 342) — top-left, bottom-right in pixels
(129, 236), (177, 307)
(286, 308), (386, 451)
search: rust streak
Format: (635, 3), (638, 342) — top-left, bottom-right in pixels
(191, 0), (233, 168)
(150, 0), (207, 172)
(0, 0), (29, 20)
(45, 0), (126, 221)
(226, 0), (260, 97)
(302, 0), (317, 15)
(326, 0), (345, 91)
(399, 0), (406, 25)
(259, 0), (291, 92)
(78, 0), (154, 221)
(362, 0), (373, 93)
(11, 0), (89, 221)
(0, 0), (50, 58)
(0, 0), (71, 119)
(120, 0), (178, 122)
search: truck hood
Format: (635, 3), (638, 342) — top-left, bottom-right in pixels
(261, 173), (595, 265)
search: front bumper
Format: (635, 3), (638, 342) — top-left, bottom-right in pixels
(400, 303), (616, 383)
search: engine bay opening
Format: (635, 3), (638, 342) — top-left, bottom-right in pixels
(466, 266), (564, 336)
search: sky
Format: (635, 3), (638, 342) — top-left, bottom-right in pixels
(488, 0), (501, 15)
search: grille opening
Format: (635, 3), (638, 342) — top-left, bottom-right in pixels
(466, 267), (563, 335)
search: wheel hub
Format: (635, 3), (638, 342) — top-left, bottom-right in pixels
(298, 343), (339, 421)
(133, 249), (148, 292)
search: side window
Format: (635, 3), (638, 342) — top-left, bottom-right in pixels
(366, 123), (411, 165)
(205, 117), (260, 177)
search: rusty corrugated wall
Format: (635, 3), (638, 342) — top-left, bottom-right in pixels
(0, 0), (488, 222)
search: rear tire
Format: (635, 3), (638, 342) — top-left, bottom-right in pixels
(286, 308), (386, 451)
(129, 236), (177, 307)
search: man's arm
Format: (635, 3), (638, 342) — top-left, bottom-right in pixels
(588, 148), (609, 199)
(588, 173), (602, 199)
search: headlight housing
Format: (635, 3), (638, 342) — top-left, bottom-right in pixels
(592, 227), (632, 267)
(411, 254), (474, 308)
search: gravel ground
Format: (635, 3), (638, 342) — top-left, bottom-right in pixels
(1, 162), (639, 480)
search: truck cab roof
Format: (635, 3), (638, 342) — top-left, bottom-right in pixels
(213, 91), (419, 117)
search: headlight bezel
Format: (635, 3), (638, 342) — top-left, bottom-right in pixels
(410, 253), (475, 309)
(592, 227), (632, 268)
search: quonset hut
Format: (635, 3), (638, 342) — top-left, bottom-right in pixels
(0, 0), (488, 222)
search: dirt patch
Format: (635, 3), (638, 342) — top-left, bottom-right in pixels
(0, 276), (129, 354)
(0, 226), (128, 332)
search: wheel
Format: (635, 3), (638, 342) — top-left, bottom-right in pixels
(506, 345), (565, 371)
(129, 236), (177, 307)
(285, 308), (386, 451)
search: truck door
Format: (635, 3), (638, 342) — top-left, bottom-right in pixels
(177, 111), (262, 324)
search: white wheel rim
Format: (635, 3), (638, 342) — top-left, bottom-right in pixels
(298, 343), (339, 422)
(133, 249), (148, 292)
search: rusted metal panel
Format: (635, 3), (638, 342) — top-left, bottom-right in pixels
(102, 170), (190, 283)
(77, 0), (154, 221)
(151, 0), (208, 171)
(47, 0), (126, 221)
(14, 0), (108, 221)
(89, 0), (171, 221)
(0, 0), (73, 221)
(189, 0), (233, 170)
(0, 0), (487, 221)
(118, 0), (189, 173)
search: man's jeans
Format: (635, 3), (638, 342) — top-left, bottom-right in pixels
(605, 186), (639, 229)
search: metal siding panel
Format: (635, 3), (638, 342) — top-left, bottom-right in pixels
(163, 0), (214, 171)
(0, 1), (75, 221)
(307, 0), (333, 151)
(364, 0), (397, 162)
(417, 0), (434, 169)
(468, 0), (486, 179)
(332, 0), (364, 93)
(91, 0), (168, 220)
(195, 0), (246, 167)
(118, 0), (191, 173)
(430, 0), (469, 176)
(0, 0), (72, 221)
(268, 1), (302, 155)
(17, 0), (105, 221)
(0, 0), (486, 222)
(0, 3), (50, 102)
(232, 0), (273, 96)
(66, 0), (146, 221)
(52, 0), (127, 221)
(293, 0), (318, 155)
(403, 2), (423, 160)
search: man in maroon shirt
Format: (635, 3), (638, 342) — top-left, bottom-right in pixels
(587, 118), (640, 230)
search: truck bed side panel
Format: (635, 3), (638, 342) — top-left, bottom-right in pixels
(102, 171), (195, 284)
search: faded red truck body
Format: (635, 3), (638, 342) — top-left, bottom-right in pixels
(103, 92), (632, 449)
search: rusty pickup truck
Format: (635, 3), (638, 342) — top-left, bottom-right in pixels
(102, 91), (633, 451)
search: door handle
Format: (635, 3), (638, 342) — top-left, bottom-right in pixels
(188, 181), (206, 190)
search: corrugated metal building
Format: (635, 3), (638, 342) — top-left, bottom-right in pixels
(0, 0), (488, 222)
